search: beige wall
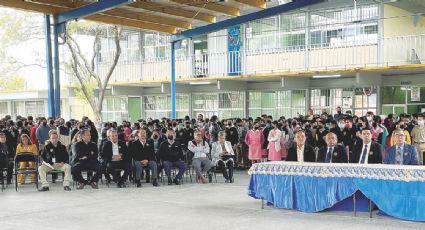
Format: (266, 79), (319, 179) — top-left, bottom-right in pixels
(384, 4), (425, 37)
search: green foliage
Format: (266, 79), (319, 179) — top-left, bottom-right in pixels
(0, 76), (25, 91)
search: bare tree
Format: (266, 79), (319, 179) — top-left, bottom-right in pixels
(65, 25), (122, 123)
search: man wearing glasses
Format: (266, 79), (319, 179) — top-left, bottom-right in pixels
(384, 129), (419, 165)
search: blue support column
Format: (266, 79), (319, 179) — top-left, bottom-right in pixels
(53, 22), (61, 118)
(171, 41), (176, 119)
(44, 15), (55, 118)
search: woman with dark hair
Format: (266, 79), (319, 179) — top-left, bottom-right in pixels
(267, 121), (284, 161)
(16, 134), (38, 184)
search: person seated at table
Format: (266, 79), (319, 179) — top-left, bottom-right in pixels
(351, 127), (382, 164)
(71, 129), (102, 189)
(101, 129), (132, 188)
(38, 130), (72, 191)
(317, 132), (348, 163)
(384, 129), (419, 165)
(211, 131), (235, 183)
(188, 130), (213, 184)
(129, 128), (159, 187)
(0, 132), (15, 185)
(16, 134), (38, 185)
(157, 129), (186, 185)
(286, 131), (315, 162)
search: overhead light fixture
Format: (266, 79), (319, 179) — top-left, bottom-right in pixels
(312, 74), (341, 79)
(193, 40), (202, 44)
(189, 81), (212, 85)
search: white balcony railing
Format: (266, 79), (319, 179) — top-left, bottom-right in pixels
(64, 34), (425, 85)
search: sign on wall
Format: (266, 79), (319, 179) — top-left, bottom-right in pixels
(411, 87), (421, 102)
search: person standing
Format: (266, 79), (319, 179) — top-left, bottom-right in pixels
(410, 115), (425, 165)
(245, 123), (264, 164)
(267, 121), (283, 161)
(36, 118), (52, 150)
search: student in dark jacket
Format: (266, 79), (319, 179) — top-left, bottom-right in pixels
(0, 132), (15, 185)
(101, 129), (131, 188)
(286, 131), (316, 162)
(38, 130), (72, 191)
(71, 129), (102, 190)
(129, 128), (159, 187)
(317, 132), (348, 163)
(157, 129), (186, 185)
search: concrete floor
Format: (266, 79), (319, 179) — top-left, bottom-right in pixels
(0, 171), (424, 230)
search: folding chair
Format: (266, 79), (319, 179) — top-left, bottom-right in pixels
(14, 153), (39, 191)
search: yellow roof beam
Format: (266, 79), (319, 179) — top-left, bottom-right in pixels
(170, 0), (240, 16)
(86, 15), (178, 34)
(106, 8), (192, 29)
(234, 0), (267, 9)
(129, 1), (216, 23)
(31, 0), (191, 29)
(0, 0), (65, 14)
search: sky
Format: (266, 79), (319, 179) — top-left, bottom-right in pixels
(1, 8), (95, 90)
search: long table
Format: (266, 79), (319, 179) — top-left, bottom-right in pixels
(247, 162), (425, 222)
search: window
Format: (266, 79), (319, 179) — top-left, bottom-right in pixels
(98, 31), (141, 63)
(101, 97), (128, 123)
(310, 4), (379, 48)
(143, 94), (189, 119)
(0, 102), (8, 117)
(248, 91), (275, 118)
(354, 88), (377, 116)
(143, 32), (171, 61)
(218, 92), (245, 119)
(276, 90), (306, 118)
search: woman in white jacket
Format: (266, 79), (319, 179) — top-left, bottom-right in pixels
(267, 121), (284, 161)
(211, 131), (235, 183)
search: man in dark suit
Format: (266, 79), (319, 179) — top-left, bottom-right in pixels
(350, 127), (382, 164)
(71, 129), (102, 189)
(129, 128), (159, 187)
(286, 131), (316, 162)
(101, 129), (132, 188)
(317, 132), (348, 163)
(384, 129), (419, 165)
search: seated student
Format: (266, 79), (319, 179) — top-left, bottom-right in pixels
(188, 130), (213, 184)
(317, 132), (348, 163)
(0, 132), (15, 185)
(286, 131), (316, 162)
(211, 131), (235, 183)
(71, 129), (102, 190)
(101, 129), (131, 188)
(38, 130), (72, 191)
(16, 134), (38, 185)
(129, 128), (159, 187)
(384, 129), (419, 165)
(157, 129), (186, 185)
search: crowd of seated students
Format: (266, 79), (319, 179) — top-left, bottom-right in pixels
(0, 108), (423, 192)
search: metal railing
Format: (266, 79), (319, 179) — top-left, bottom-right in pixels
(64, 34), (425, 84)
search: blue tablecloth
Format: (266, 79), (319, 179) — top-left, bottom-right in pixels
(248, 162), (425, 222)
